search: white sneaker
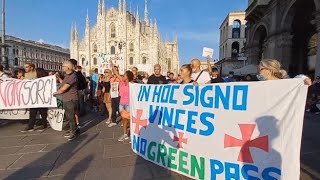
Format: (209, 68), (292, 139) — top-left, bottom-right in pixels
(108, 123), (117, 128)
(105, 120), (111, 125)
(118, 134), (129, 142)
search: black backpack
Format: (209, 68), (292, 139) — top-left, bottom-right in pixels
(76, 71), (87, 90)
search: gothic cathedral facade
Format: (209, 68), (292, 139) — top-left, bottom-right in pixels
(70, 0), (180, 75)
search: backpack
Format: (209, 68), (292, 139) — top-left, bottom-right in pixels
(76, 71), (87, 90)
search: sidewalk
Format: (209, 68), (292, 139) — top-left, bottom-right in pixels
(0, 113), (318, 180)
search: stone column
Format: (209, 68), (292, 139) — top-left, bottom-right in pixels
(314, 11), (320, 78)
(278, 32), (293, 71)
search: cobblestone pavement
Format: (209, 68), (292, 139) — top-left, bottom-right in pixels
(0, 112), (319, 180)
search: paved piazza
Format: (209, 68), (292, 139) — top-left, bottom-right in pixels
(0, 112), (319, 180)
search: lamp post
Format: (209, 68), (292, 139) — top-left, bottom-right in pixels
(0, 0), (8, 70)
(115, 40), (126, 70)
(115, 41), (126, 53)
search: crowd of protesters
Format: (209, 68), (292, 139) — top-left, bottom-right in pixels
(0, 56), (317, 141)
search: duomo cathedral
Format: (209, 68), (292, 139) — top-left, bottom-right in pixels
(70, 0), (180, 75)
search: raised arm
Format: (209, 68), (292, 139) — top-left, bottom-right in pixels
(207, 56), (213, 73)
(110, 60), (125, 81)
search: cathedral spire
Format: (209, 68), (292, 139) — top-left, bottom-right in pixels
(86, 10), (90, 32)
(74, 22), (78, 42)
(144, 0), (149, 25)
(98, 0), (101, 15)
(136, 5), (139, 21)
(154, 19), (157, 31)
(71, 22), (75, 41)
(102, 0), (105, 11)
(118, 0), (122, 13)
(123, 0), (126, 13)
(102, 0), (106, 16)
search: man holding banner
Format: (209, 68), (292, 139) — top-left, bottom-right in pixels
(53, 60), (79, 141)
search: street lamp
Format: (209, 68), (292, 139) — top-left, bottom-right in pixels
(0, 0), (7, 69)
(115, 41), (126, 53)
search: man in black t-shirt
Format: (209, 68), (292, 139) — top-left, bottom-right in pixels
(147, 64), (168, 84)
(132, 67), (143, 83)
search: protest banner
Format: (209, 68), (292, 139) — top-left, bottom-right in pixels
(110, 82), (119, 98)
(47, 108), (64, 131)
(0, 98), (64, 131)
(46, 98), (64, 131)
(202, 47), (214, 58)
(0, 109), (29, 119)
(0, 76), (57, 110)
(130, 79), (308, 180)
(98, 53), (125, 74)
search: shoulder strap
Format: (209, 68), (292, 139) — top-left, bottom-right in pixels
(195, 70), (204, 82)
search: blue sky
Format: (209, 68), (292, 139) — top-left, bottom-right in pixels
(5, 0), (247, 64)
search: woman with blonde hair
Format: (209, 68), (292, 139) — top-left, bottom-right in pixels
(102, 69), (113, 124)
(257, 59), (311, 85)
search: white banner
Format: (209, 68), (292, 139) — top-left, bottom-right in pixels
(0, 109), (29, 119)
(110, 82), (119, 98)
(47, 108), (64, 131)
(0, 99), (64, 131)
(130, 79), (308, 180)
(0, 76), (57, 110)
(0, 108), (64, 131)
(98, 53), (125, 74)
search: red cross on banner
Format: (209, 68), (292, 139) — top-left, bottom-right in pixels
(132, 109), (148, 135)
(224, 124), (269, 163)
(173, 132), (188, 149)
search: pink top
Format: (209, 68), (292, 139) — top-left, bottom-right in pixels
(119, 81), (130, 105)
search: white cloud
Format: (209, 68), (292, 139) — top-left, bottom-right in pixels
(37, 39), (45, 44)
(37, 39), (69, 49)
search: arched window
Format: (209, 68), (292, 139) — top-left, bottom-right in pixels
(168, 58), (172, 70)
(130, 43), (134, 52)
(111, 46), (116, 54)
(110, 23), (116, 38)
(82, 58), (85, 65)
(231, 41), (240, 58)
(93, 44), (98, 53)
(142, 57), (147, 64)
(232, 20), (241, 38)
(93, 57), (97, 65)
(129, 57), (134, 65)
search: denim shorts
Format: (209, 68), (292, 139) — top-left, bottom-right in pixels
(119, 104), (130, 112)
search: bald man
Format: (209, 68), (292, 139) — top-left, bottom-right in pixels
(53, 60), (79, 141)
(191, 58), (211, 84)
(147, 64), (168, 84)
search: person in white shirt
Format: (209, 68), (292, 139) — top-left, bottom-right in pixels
(190, 58), (211, 84)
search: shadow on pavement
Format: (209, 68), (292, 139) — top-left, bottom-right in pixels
(62, 154), (94, 180)
(4, 133), (99, 180)
(131, 109), (183, 179)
